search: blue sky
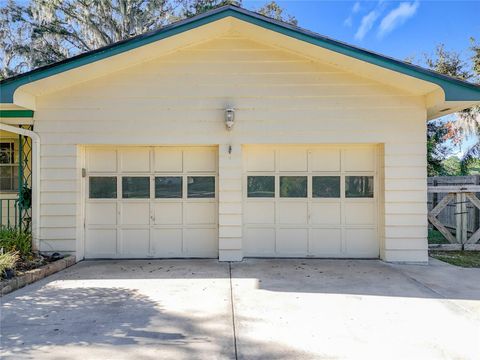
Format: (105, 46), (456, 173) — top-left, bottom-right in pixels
(244, 0), (480, 156)
(10, 0), (480, 155)
(245, 0), (480, 63)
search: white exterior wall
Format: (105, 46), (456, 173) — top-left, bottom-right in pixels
(32, 35), (428, 262)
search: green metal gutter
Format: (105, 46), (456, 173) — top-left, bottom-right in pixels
(1, 5), (479, 104)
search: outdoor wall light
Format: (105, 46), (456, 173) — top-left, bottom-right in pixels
(225, 108), (235, 130)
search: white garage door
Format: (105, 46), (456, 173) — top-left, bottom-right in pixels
(243, 145), (378, 258)
(84, 146), (218, 259)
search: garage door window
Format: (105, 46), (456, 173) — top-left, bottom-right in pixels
(280, 176), (307, 198)
(247, 176), (274, 198)
(89, 177), (117, 199)
(122, 177), (150, 198)
(188, 176), (215, 198)
(155, 176), (182, 198)
(312, 176), (340, 198)
(345, 176), (374, 198)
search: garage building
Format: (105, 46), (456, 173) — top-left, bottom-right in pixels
(1, 6), (480, 262)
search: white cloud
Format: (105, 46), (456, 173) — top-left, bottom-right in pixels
(344, 16), (353, 27)
(378, 1), (419, 38)
(355, 9), (381, 40)
(343, 2), (362, 27)
(352, 1), (361, 13)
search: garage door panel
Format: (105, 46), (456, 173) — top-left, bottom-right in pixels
(85, 229), (117, 257)
(277, 228), (308, 256)
(120, 229), (150, 257)
(344, 148), (375, 172)
(310, 149), (341, 172)
(184, 228), (218, 257)
(119, 148), (151, 172)
(243, 145), (378, 259)
(244, 202), (275, 224)
(121, 202), (150, 225)
(345, 228), (378, 257)
(154, 148), (183, 172)
(277, 149), (307, 172)
(244, 227), (275, 256)
(184, 202), (216, 225)
(87, 149), (117, 173)
(86, 203), (117, 225)
(310, 203), (341, 225)
(151, 229), (182, 257)
(86, 146), (218, 259)
(309, 228), (342, 255)
(345, 203), (376, 225)
(184, 148), (216, 172)
(278, 202), (308, 224)
(153, 202), (182, 225)
(246, 148), (275, 172)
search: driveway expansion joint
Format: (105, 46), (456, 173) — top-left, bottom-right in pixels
(389, 263), (477, 317)
(228, 262), (238, 360)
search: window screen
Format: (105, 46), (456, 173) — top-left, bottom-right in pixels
(312, 176), (340, 198)
(122, 177), (150, 198)
(187, 176), (215, 198)
(247, 176), (275, 198)
(89, 177), (117, 199)
(345, 176), (374, 198)
(280, 176), (307, 198)
(155, 177), (182, 198)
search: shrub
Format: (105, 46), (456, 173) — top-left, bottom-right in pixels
(0, 251), (19, 277)
(0, 227), (32, 259)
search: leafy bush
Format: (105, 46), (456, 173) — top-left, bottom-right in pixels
(0, 227), (32, 259)
(0, 251), (19, 277)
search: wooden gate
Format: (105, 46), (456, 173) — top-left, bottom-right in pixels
(428, 185), (480, 249)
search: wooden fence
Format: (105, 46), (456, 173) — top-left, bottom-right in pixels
(428, 175), (480, 236)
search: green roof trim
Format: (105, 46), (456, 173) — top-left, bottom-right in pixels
(0, 110), (34, 118)
(1, 5), (479, 104)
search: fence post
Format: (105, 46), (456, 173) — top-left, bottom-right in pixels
(461, 192), (468, 246)
(455, 192), (468, 247)
(432, 179), (438, 207)
(475, 176), (480, 232)
(456, 193), (463, 244)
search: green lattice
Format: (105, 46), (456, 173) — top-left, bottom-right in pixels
(18, 125), (33, 231)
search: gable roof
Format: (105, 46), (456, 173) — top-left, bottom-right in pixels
(1, 5), (479, 115)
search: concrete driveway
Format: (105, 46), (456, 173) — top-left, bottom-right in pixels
(1, 259), (479, 360)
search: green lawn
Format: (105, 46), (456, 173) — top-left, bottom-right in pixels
(430, 251), (480, 268)
(428, 229), (450, 244)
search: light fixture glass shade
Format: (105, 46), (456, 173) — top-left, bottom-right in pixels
(225, 108), (235, 130)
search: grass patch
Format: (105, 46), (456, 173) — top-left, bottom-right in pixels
(0, 251), (19, 276)
(428, 229), (450, 244)
(0, 226), (45, 278)
(430, 251), (480, 268)
(0, 227), (32, 258)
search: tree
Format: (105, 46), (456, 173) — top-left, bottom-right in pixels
(424, 44), (479, 141)
(257, 1), (297, 26)
(0, 0), (297, 79)
(0, 0), (175, 79)
(419, 43), (480, 176)
(460, 142), (480, 175)
(441, 156), (461, 176)
(179, 0), (240, 18)
(427, 120), (451, 176)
